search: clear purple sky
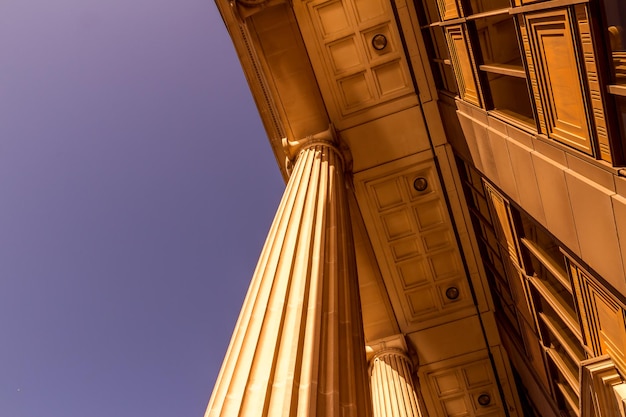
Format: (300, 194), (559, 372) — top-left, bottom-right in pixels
(0, 1), (284, 416)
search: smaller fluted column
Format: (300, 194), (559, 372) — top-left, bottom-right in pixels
(367, 335), (424, 417)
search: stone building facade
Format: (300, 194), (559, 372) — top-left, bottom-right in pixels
(208, 0), (626, 416)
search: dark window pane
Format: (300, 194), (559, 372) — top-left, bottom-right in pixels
(431, 27), (448, 59)
(474, 15), (522, 66)
(614, 95), (626, 139)
(604, 0), (626, 84)
(486, 73), (534, 122)
(418, 0), (440, 24)
(442, 64), (458, 93)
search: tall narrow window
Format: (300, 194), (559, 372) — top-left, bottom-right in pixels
(417, 0), (458, 95)
(472, 14), (535, 124)
(519, 216), (586, 417)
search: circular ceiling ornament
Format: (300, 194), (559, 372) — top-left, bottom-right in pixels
(372, 34), (388, 51)
(413, 177), (428, 192)
(477, 393), (491, 406)
(445, 286), (460, 300)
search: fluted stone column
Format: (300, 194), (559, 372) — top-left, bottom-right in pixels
(205, 129), (371, 417)
(368, 335), (424, 417)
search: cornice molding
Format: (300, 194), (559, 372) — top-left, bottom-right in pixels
(231, 0), (288, 20)
(214, 0), (290, 180)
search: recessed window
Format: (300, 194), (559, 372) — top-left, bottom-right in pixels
(473, 14), (534, 123)
(418, 0), (458, 95)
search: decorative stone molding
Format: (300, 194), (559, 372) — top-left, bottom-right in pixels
(282, 125), (352, 176)
(282, 124), (338, 161)
(581, 355), (626, 417)
(231, 0), (288, 21)
(616, 384), (626, 417)
(366, 334), (413, 363)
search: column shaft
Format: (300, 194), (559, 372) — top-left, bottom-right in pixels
(206, 142), (370, 417)
(369, 342), (423, 417)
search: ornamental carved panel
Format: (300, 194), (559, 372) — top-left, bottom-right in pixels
(445, 25), (482, 107)
(520, 9), (594, 155)
(422, 355), (506, 417)
(574, 4), (612, 163)
(355, 155), (474, 333)
(294, 0), (415, 128)
(436, 0), (461, 21)
(571, 260), (626, 375)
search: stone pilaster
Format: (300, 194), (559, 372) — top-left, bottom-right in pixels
(368, 335), (424, 417)
(205, 130), (370, 417)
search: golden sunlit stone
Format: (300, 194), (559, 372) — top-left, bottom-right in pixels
(210, 0), (626, 415)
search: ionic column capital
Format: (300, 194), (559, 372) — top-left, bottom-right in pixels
(366, 334), (413, 367)
(282, 125), (352, 175)
(282, 123), (339, 157)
